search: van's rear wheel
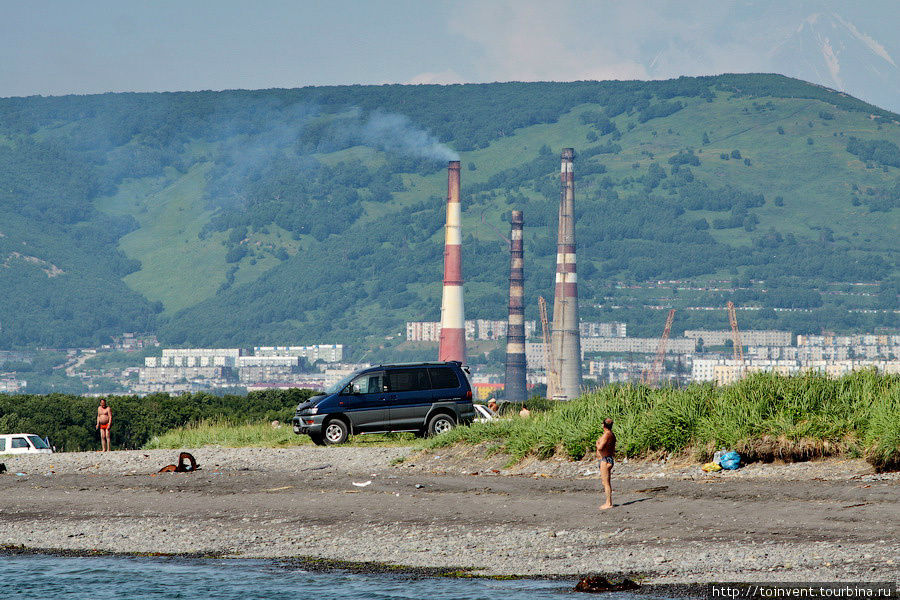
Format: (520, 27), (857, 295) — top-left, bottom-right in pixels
(427, 413), (455, 437)
(323, 419), (350, 445)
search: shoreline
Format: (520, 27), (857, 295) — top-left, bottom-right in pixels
(0, 545), (709, 597)
(1, 446), (898, 583)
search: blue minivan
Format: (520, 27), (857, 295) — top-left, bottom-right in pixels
(292, 361), (475, 445)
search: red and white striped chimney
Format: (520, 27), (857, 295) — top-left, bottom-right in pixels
(438, 161), (466, 364)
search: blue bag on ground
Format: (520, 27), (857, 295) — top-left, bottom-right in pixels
(719, 451), (741, 470)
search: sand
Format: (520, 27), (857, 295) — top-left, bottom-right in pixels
(1, 445), (897, 583)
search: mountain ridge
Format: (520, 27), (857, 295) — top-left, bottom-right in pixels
(0, 74), (897, 349)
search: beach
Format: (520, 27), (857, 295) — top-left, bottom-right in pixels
(1, 446), (897, 583)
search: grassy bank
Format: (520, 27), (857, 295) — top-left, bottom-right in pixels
(145, 419), (308, 449)
(426, 370), (900, 471)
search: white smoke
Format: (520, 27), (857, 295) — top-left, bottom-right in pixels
(359, 109), (459, 161)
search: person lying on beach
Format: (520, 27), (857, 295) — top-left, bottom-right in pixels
(96, 399), (112, 452)
(488, 400), (499, 414)
(596, 418), (616, 510)
(518, 405), (530, 418)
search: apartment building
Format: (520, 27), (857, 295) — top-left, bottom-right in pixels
(0, 378), (26, 393)
(692, 357), (900, 386)
(683, 330), (792, 347)
(407, 320), (536, 342)
(580, 322), (627, 338)
(254, 345), (344, 363)
(145, 348), (242, 368)
(582, 337), (696, 354)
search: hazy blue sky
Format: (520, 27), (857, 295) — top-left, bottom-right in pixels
(2, 1), (898, 111)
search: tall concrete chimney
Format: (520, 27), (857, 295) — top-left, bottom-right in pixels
(548, 148), (583, 400)
(438, 161), (466, 364)
(504, 210), (526, 403)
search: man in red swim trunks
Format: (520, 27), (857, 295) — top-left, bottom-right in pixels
(96, 398), (112, 452)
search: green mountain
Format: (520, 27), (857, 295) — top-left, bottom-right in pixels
(0, 74), (897, 350)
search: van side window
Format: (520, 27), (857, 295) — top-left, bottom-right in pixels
(0, 438), (5, 451)
(428, 367), (460, 389)
(11, 437), (29, 449)
(387, 369), (429, 392)
(348, 372), (383, 394)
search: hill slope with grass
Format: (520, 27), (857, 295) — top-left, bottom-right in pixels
(0, 74), (897, 349)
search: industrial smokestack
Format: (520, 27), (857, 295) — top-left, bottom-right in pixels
(438, 161), (466, 364)
(504, 210), (526, 403)
(548, 148), (583, 400)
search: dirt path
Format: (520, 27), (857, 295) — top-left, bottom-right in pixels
(1, 447), (897, 582)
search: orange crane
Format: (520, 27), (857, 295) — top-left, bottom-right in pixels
(538, 296), (559, 397)
(645, 309), (675, 387)
(726, 301), (745, 376)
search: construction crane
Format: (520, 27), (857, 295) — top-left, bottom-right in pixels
(645, 309), (675, 387)
(538, 296), (559, 397)
(726, 301), (746, 376)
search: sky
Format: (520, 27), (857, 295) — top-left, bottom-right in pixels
(2, 0), (898, 112)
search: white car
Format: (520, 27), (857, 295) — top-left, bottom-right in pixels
(473, 404), (498, 423)
(0, 434), (53, 455)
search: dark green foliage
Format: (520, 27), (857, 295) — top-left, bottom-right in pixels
(579, 110), (618, 135)
(638, 100), (683, 123)
(0, 388), (317, 451)
(846, 137), (900, 168)
(859, 179), (900, 212)
(668, 149), (700, 166)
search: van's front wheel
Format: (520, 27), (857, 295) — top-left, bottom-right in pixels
(427, 413), (455, 437)
(323, 419), (350, 445)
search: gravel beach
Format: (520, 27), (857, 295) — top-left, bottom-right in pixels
(1, 445), (897, 582)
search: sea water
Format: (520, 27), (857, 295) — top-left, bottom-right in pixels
(0, 554), (656, 600)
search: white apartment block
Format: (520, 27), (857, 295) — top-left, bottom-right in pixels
(254, 345), (344, 363)
(525, 342), (548, 370)
(0, 378), (26, 393)
(683, 330), (792, 347)
(146, 348), (242, 368)
(407, 320), (537, 342)
(582, 337), (696, 354)
(580, 321), (627, 338)
(237, 355), (302, 383)
(692, 357), (900, 386)
(138, 366), (230, 385)
(406, 321), (442, 342)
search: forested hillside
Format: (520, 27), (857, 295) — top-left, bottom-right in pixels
(0, 74), (897, 349)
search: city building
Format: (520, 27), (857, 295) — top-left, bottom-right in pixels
(580, 322), (627, 338)
(407, 320), (536, 342)
(582, 337), (696, 354)
(0, 377), (26, 393)
(254, 345), (344, 363)
(683, 330), (792, 347)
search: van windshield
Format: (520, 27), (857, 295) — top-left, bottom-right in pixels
(325, 372), (359, 395)
(27, 435), (50, 449)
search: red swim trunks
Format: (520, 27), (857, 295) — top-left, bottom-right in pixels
(99, 423), (110, 430)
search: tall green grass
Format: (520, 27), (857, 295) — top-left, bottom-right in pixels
(426, 370), (900, 470)
(144, 419), (419, 449)
(145, 419), (307, 449)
